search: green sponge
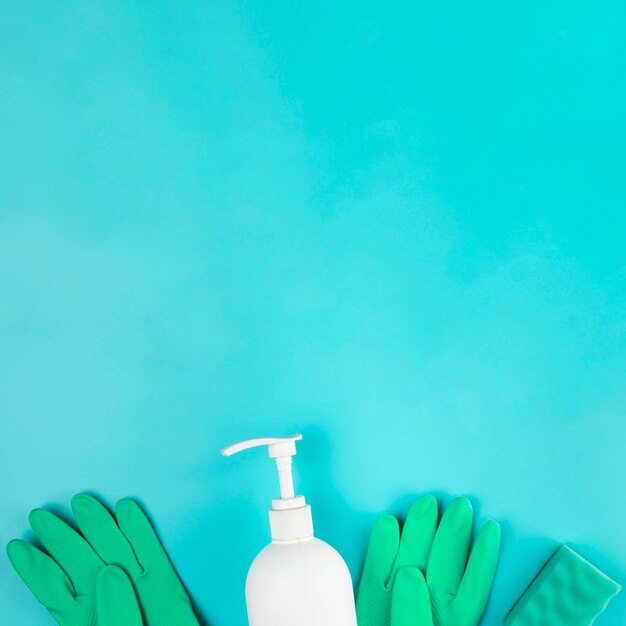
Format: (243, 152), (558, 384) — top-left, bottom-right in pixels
(505, 545), (621, 625)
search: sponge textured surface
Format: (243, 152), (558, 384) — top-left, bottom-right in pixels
(505, 546), (621, 625)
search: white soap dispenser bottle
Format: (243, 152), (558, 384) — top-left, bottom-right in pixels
(221, 434), (358, 626)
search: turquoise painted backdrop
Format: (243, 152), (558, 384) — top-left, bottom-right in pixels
(1, 1), (625, 624)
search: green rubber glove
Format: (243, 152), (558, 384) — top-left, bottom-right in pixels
(356, 495), (500, 626)
(96, 566), (144, 626)
(357, 495), (437, 626)
(7, 494), (200, 626)
(427, 497), (500, 626)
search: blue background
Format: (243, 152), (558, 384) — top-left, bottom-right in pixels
(1, 1), (625, 624)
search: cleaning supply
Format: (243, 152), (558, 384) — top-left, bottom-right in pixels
(357, 495), (501, 626)
(357, 495), (437, 626)
(221, 434), (358, 626)
(427, 497), (500, 626)
(7, 494), (199, 626)
(505, 545), (621, 625)
(96, 566), (144, 626)
(389, 565), (434, 626)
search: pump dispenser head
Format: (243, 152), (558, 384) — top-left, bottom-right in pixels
(221, 434), (314, 543)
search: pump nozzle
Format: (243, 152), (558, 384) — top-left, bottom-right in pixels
(221, 434), (302, 500)
(221, 434), (314, 542)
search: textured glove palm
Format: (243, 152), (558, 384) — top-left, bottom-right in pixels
(96, 565), (144, 626)
(7, 494), (199, 626)
(356, 495), (500, 626)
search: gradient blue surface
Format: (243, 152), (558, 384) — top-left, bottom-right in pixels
(1, 1), (625, 624)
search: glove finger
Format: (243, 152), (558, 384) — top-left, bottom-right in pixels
(391, 567), (434, 626)
(426, 497), (473, 596)
(96, 565), (144, 626)
(7, 539), (76, 611)
(115, 499), (200, 625)
(455, 520), (501, 623)
(356, 515), (399, 626)
(115, 499), (173, 573)
(390, 495), (438, 585)
(360, 514), (400, 589)
(30, 509), (103, 595)
(72, 494), (142, 576)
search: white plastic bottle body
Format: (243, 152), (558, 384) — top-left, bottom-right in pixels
(245, 538), (358, 626)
